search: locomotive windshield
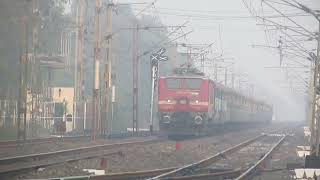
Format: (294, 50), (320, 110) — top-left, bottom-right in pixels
(166, 78), (181, 89)
(185, 79), (202, 89)
(166, 78), (203, 90)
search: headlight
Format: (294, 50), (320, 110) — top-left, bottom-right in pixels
(167, 99), (171, 103)
(195, 100), (199, 104)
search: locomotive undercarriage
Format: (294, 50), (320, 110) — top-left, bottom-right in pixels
(159, 112), (208, 137)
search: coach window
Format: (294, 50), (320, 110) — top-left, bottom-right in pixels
(166, 78), (180, 89)
(185, 78), (202, 89)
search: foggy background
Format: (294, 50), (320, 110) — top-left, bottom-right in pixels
(123, 0), (320, 122)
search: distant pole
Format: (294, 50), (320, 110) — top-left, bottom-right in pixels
(311, 22), (320, 156)
(132, 23), (139, 132)
(104, 2), (113, 136)
(74, 0), (85, 132)
(31, 0), (39, 135)
(278, 37), (283, 66)
(92, 0), (102, 140)
(23, 20), (29, 141)
(224, 68), (228, 86)
(17, 19), (25, 140)
(232, 72), (235, 89)
(201, 54), (205, 72)
(214, 64), (218, 81)
(74, 3), (78, 132)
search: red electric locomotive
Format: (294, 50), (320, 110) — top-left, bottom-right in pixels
(158, 76), (272, 136)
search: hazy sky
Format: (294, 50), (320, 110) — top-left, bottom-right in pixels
(117, 0), (319, 121)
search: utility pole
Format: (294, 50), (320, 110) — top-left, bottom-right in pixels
(17, 16), (29, 141)
(224, 68), (228, 86)
(310, 22), (320, 157)
(23, 19), (29, 141)
(232, 72), (235, 89)
(278, 37), (283, 66)
(200, 54), (205, 72)
(75, 0), (85, 132)
(103, 2), (114, 136)
(132, 23), (139, 132)
(92, 0), (102, 140)
(31, 0), (40, 137)
(214, 64), (218, 81)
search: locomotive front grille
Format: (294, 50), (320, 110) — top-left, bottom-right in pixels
(179, 99), (187, 104)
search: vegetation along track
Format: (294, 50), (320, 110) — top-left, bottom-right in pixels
(0, 138), (162, 176)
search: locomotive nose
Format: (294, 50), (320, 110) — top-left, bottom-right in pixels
(194, 115), (203, 125)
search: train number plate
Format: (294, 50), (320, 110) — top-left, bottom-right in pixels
(179, 99), (187, 104)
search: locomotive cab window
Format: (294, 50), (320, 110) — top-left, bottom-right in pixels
(184, 78), (202, 89)
(166, 78), (181, 89)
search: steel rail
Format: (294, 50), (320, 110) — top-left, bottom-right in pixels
(159, 170), (241, 180)
(0, 151), (122, 176)
(91, 167), (176, 180)
(149, 134), (266, 180)
(0, 139), (162, 174)
(0, 135), (90, 148)
(234, 135), (287, 180)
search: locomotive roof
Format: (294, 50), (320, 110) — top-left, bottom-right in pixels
(160, 76), (271, 107)
(160, 76), (208, 79)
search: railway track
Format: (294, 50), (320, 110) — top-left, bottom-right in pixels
(149, 133), (287, 180)
(0, 131), (154, 149)
(6, 124), (291, 179)
(0, 138), (162, 176)
(0, 135), (90, 149)
(86, 132), (287, 180)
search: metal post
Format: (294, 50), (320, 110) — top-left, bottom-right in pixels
(224, 68), (228, 86)
(149, 64), (157, 133)
(84, 101), (86, 131)
(74, 4), (78, 132)
(104, 2), (113, 136)
(23, 19), (29, 141)
(132, 23), (139, 132)
(92, 0), (102, 140)
(214, 64), (218, 81)
(311, 22), (320, 156)
(201, 54), (204, 72)
(111, 85), (115, 134)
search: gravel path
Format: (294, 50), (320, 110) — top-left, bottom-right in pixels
(252, 126), (305, 180)
(0, 136), (158, 158)
(13, 125), (278, 180)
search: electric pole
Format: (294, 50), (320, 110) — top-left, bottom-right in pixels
(224, 68), (228, 86)
(278, 37), (283, 66)
(310, 22), (320, 157)
(75, 0), (85, 132)
(17, 15), (29, 141)
(132, 23), (139, 132)
(31, 0), (39, 137)
(92, 0), (102, 140)
(214, 64), (218, 81)
(103, 2), (114, 136)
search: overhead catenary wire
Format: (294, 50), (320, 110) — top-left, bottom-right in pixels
(262, 0), (315, 38)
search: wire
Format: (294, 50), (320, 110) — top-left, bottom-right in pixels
(138, 30), (193, 57)
(256, 16), (315, 38)
(262, 0), (315, 37)
(132, 10), (309, 20)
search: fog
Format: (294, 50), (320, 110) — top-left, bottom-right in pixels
(122, 0), (320, 122)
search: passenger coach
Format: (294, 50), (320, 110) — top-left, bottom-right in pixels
(158, 76), (272, 136)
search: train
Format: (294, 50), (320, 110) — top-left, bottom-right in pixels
(157, 75), (272, 136)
